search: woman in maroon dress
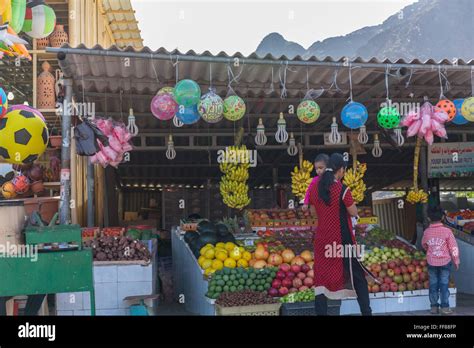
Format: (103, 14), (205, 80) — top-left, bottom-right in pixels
(308, 153), (372, 316)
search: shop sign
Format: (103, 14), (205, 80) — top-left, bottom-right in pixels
(428, 142), (474, 178)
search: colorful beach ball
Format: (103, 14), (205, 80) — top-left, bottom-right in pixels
(0, 88), (7, 118)
(377, 106), (401, 129)
(198, 90), (224, 123)
(436, 99), (456, 122)
(297, 100), (320, 124)
(223, 95), (246, 121)
(176, 104), (200, 125)
(341, 102), (368, 129)
(173, 80), (201, 107)
(150, 93), (178, 121)
(452, 99), (469, 125)
(22, 1), (56, 39)
(461, 97), (474, 122)
(12, 174), (30, 195)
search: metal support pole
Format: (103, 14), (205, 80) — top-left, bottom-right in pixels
(60, 79), (73, 225)
(87, 159), (95, 227)
(419, 144), (429, 229)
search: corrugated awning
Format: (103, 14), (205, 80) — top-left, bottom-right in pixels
(382, 179), (474, 191)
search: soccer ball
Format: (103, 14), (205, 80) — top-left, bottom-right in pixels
(12, 175), (30, 195)
(0, 108), (49, 164)
(1, 181), (17, 199)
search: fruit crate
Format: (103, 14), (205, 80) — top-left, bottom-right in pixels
(215, 303), (281, 316)
(280, 301), (315, 316)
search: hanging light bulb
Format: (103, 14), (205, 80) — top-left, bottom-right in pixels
(287, 132), (298, 156)
(372, 134), (382, 157)
(329, 117), (342, 144)
(173, 115), (184, 128)
(394, 127), (405, 147)
(166, 134), (176, 160)
(7, 92), (14, 101)
(126, 108), (139, 136)
(358, 125), (368, 144)
(255, 118), (267, 146)
(275, 112), (288, 144)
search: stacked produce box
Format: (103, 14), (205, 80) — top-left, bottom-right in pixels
(445, 209), (474, 235)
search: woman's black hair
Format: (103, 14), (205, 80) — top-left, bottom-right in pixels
(428, 205), (444, 222)
(317, 153), (348, 205)
(314, 153), (329, 165)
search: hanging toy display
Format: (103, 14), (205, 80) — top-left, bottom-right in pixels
(10, 0), (27, 34)
(343, 161), (367, 204)
(150, 92), (178, 121)
(0, 87), (7, 117)
(371, 134), (382, 158)
(377, 106), (401, 129)
(254, 118), (267, 146)
(12, 174), (29, 194)
(0, 107), (49, 164)
(176, 104), (200, 125)
(157, 86), (174, 95)
(166, 134), (176, 160)
(451, 99), (468, 125)
(172, 115), (183, 128)
(406, 137), (428, 204)
(401, 102), (449, 145)
(291, 159), (313, 201)
(297, 99), (320, 124)
(1, 181), (17, 199)
(223, 95), (246, 121)
(357, 125), (368, 144)
(329, 117), (342, 144)
(173, 79), (201, 107)
(436, 99), (456, 122)
(126, 108), (139, 136)
(287, 133), (298, 156)
(275, 112), (288, 143)
(22, 0), (56, 39)
(394, 128), (405, 146)
(461, 97), (474, 122)
(341, 101), (368, 129)
(198, 88), (224, 123)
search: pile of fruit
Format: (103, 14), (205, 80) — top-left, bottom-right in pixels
(291, 160), (314, 200)
(84, 236), (151, 262)
(280, 289), (315, 303)
(342, 161), (367, 203)
(268, 263), (315, 297)
(464, 221), (474, 233)
(446, 209), (474, 224)
(198, 242), (252, 276)
(355, 226), (396, 249)
(358, 206), (375, 217)
(247, 208), (315, 228)
(248, 242), (313, 269)
(215, 290), (278, 307)
(255, 231), (313, 255)
(219, 145), (251, 209)
(206, 267), (276, 299)
(362, 246), (420, 265)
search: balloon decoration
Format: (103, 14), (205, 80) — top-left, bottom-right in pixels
(198, 89), (223, 123)
(0, 0), (9, 15)
(10, 0), (26, 33)
(0, 107), (49, 164)
(452, 99), (469, 125)
(377, 106), (401, 129)
(173, 79), (201, 107)
(436, 99), (456, 122)
(297, 100), (320, 124)
(0, 0), (11, 24)
(157, 86), (174, 96)
(461, 97), (474, 122)
(150, 92), (178, 121)
(22, 0), (56, 39)
(0, 87), (7, 118)
(341, 102), (368, 129)
(12, 174), (29, 194)
(223, 95), (246, 121)
(401, 102), (448, 145)
(176, 104), (200, 125)
(1, 181), (16, 199)
(9, 104), (45, 121)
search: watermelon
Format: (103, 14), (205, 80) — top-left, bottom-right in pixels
(215, 223), (230, 236)
(184, 231), (199, 244)
(198, 232), (218, 246)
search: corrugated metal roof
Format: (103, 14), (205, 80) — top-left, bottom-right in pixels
(101, 0), (143, 49)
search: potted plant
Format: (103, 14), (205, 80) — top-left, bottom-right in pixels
(31, 181), (45, 194)
(49, 127), (62, 148)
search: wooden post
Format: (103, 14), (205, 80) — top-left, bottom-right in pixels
(419, 142), (429, 229)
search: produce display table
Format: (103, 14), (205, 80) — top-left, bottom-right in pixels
(171, 227), (214, 315)
(445, 224), (474, 295)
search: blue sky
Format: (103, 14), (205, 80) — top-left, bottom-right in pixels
(132, 0), (416, 54)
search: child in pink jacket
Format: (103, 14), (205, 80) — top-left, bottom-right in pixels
(422, 206), (460, 315)
(302, 154), (329, 212)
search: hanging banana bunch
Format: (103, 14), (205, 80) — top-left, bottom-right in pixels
(291, 160), (313, 200)
(406, 137), (428, 204)
(219, 145), (251, 210)
(343, 161), (367, 204)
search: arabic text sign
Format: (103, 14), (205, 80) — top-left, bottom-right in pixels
(428, 142), (474, 178)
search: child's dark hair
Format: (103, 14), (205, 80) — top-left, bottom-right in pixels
(314, 153), (329, 165)
(317, 153), (348, 205)
(428, 205), (444, 222)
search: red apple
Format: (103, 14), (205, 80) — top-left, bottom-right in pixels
(286, 271), (296, 279)
(420, 260), (427, 267)
(403, 274), (411, 283)
(288, 287), (298, 293)
(387, 269), (395, 277)
(279, 287), (289, 296)
(279, 263), (291, 273)
(299, 286), (309, 291)
(384, 277), (393, 284)
(301, 264), (310, 273)
(272, 279), (282, 289)
(390, 282), (399, 292)
(407, 265), (415, 273)
(403, 257), (412, 266)
(307, 270), (314, 278)
(292, 278), (303, 288)
(388, 261), (397, 269)
(415, 281), (423, 290)
(398, 283), (407, 292)
(381, 262), (388, 270)
(378, 270), (387, 278)
(419, 272), (428, 281)
(371, 284), (380, 293)
(371, 264), (382, 273)
(395, 259), (402, 267)
(276, 271), (286, 280)
(291, 265), (301, 274)
(423, 280), (430, 289)
(380, 283), (390, 292)
(297, 272), (306, 280)
(415, 266), (423, 274)
(394, 267), (402, 275)
(303, 277), (314, 287)
(282, 278), (293, 288)
(400, 265), (408, 274)
(411, 272), (419, 282)
(407, 282), (415, 291)
(412, 260), (420, 266)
